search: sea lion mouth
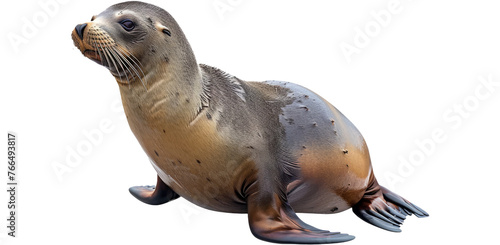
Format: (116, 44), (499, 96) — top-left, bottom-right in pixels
(92, 49), (136, 78)
(83, 49), (101, 64)
(84, 49), (117, 72)
(83, 49), (123, 77)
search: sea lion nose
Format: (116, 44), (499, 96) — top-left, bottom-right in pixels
(75, 23), (87, 40)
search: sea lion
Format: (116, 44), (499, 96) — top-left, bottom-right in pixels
(71, 1), (428, 243)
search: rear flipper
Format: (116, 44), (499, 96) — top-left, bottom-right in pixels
(353, 184), (429, 232)
(129, 175), (180, 205)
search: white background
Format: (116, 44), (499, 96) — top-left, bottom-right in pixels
(2, 0), (500, 244)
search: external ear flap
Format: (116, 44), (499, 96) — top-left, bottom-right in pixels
(155, 22), (171, 36)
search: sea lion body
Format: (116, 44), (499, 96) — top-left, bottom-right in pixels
(72, 1), (428, 243)
(122, 67), (370, 214)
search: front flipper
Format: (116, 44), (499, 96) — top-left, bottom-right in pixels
(129, 175), (180, 205)
(247, 192), (355, 244)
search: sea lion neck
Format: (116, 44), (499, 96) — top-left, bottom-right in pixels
(117, 63), (207, 128)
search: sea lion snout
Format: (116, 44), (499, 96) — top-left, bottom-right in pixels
(71, 13), (148, 87)
(74, 23), (87, 40)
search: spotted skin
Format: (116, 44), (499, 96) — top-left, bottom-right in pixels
(266, 81), (372, 213)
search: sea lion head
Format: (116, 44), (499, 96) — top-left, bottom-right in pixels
(71, 1), (198, 87)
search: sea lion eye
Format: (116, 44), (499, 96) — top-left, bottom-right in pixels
(119, 19), (135, 31)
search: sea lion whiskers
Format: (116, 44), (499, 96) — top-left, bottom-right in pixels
(108, 47), (133, 86)
(104, 43), (132, 86)
(89, 31), (115, 81)
(112, 45), (147, 89)
(95, 33), (129, 86)
(93, 41), (116, 83)
(96, 33), (148, 89)
(92, 31), (130, 86)
(105, 49), (129, 88)
(121, 47), (147, 88)
(92, 31), (131, 85)
(87, 26), (139, 88)
(109, 47), (132, 86)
